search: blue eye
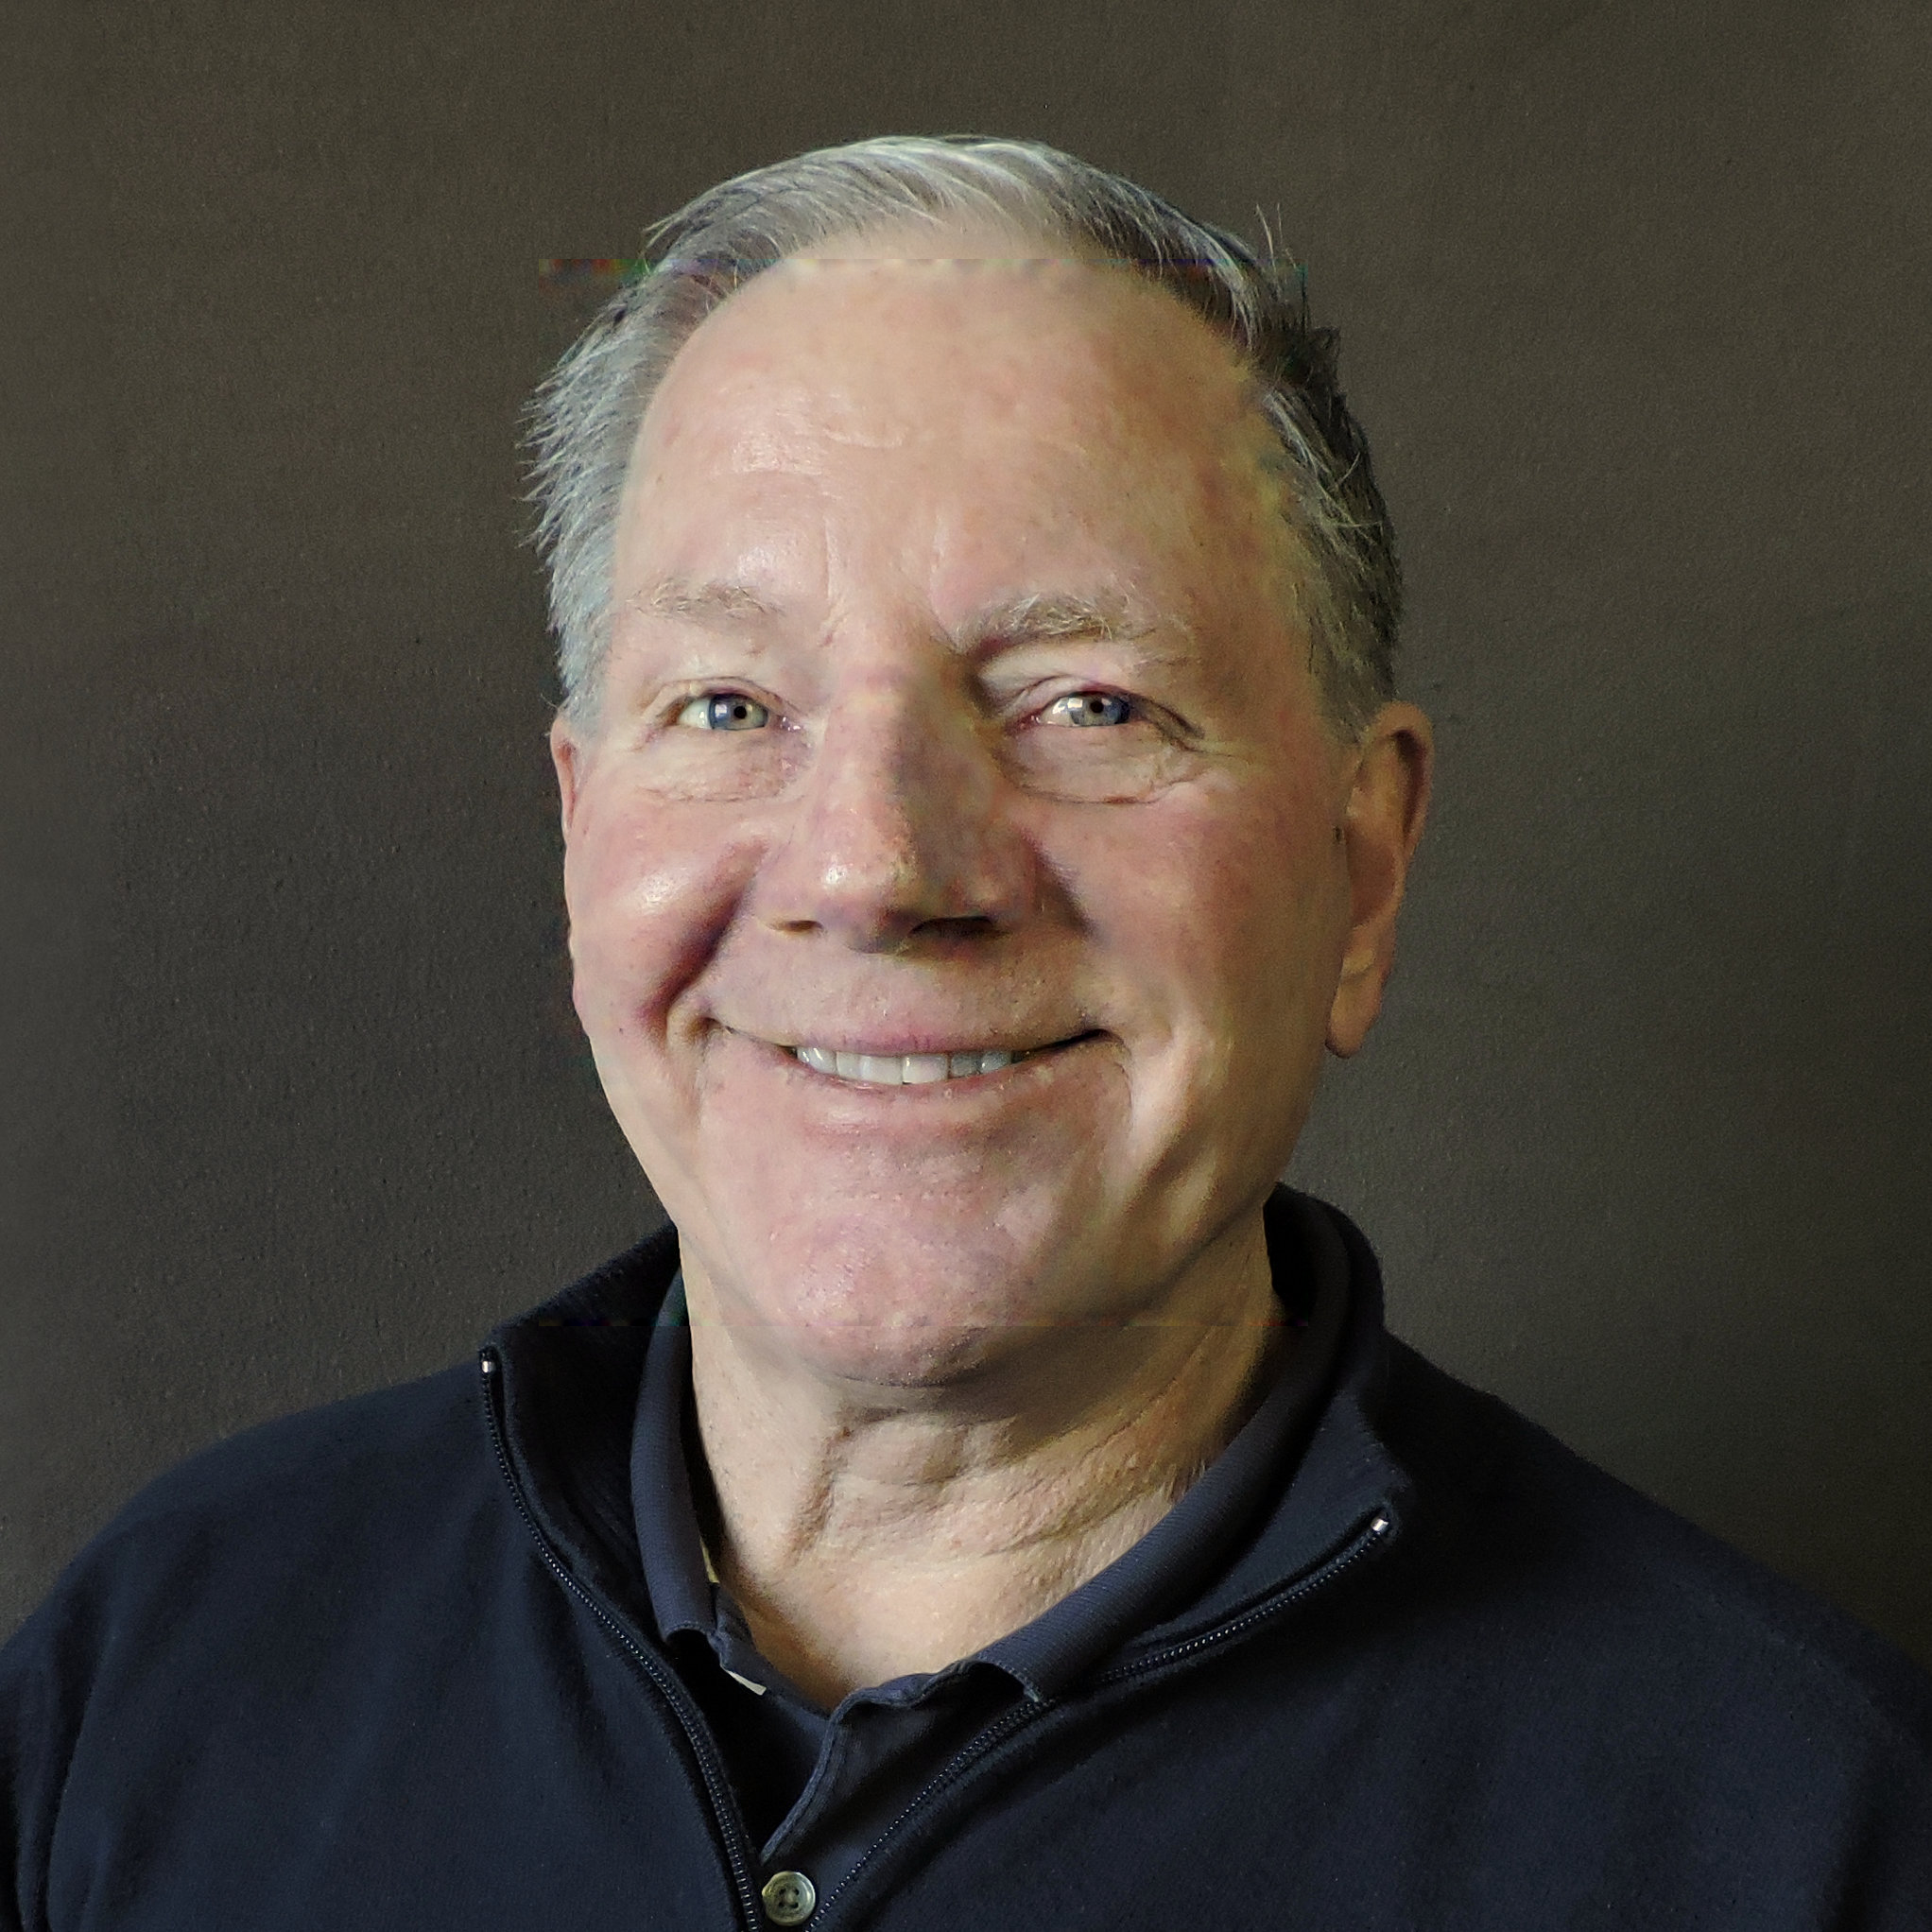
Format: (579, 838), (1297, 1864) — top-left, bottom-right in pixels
(1044, 691), (1133, 728)
(677, 692), (770, 731)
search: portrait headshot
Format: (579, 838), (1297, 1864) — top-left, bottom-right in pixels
(4, 5), (1930, 1928)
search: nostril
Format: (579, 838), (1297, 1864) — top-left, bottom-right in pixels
(916, 913), (1001, 940)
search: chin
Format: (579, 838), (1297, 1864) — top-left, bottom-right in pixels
(765, 1307), (1019, 1393)
(697, 1184), (1105, 1388)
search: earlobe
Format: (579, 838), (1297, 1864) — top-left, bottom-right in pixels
(1325, 953), (1389, 1060)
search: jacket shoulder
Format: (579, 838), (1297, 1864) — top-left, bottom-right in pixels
(99, 1358), (484, 1551)
(0, 1360), (518, 1930)
(1375, 1337), (1932, 1757)
(3, 1358), (496, 1683)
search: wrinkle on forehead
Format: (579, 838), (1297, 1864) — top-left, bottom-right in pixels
(640, 577), (783, 624)
(701, 378), (920, 471)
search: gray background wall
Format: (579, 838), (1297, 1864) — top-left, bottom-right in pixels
(4, 0), (1928, 1663)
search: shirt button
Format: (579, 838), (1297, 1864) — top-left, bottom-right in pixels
(761, 1870), (818, 1924)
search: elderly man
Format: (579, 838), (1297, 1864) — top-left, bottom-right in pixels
(4, 136), (1928, 1931)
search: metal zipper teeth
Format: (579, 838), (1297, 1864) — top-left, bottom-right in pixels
(812, 1508), (1393, 1928)
(1088, 1508), (1393, 1690)
(812, 1698), (1047, 1923)
(477, 1348), (763, 1932)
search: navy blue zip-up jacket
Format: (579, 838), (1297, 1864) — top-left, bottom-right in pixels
(5, 1189), (1930, 1929)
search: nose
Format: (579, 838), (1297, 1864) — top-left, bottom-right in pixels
(755, 671), (1035, 952)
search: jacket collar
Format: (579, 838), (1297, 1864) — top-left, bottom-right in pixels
(487, 1187), (1413, 1665)
(1113, 1190), (1414, 1657)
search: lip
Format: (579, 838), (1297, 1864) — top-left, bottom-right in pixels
(722, 1024), (1095, 1061)
(722, 1024), (1103, 1085)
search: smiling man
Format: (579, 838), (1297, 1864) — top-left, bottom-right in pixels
(546, 210), (1427, 1720)
(4, 137), (1929, 1932)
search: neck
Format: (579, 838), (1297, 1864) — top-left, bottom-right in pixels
(681, 1210), (1287, 1708)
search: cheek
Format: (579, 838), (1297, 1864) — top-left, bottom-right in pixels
(1058, 763), (1342, 1022)
(564, 789), (754, 1036)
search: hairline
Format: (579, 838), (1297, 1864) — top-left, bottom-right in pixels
(526, 138), (1400, 747)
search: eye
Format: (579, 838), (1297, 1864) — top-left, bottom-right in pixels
(1042, 690), (1134, 728)
(675, 692), (771, 732)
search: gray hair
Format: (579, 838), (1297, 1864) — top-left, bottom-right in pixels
(526, 135), (1402, 738)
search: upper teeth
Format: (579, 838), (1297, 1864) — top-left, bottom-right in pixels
(791, 1045), (1020, 1085)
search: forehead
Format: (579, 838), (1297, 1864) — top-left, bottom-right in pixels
(615, 230), (1300, 634)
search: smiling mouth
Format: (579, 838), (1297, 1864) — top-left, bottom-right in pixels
(783, 1035), (1095, 1087)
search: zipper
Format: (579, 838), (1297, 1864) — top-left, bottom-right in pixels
(477, 1347), (763, 1932)
(809, 1695), (1047, 1923)
(810, 1505), (1394, 1929)
(1089, 1506), (1393, 1689)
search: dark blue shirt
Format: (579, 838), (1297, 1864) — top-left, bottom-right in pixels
(630, 1239), (1350, 1903)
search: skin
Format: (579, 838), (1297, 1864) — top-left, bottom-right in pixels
(551, 223), (1432, 1705)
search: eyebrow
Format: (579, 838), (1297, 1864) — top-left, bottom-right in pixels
(631, 578), (1188, 665)
(952, 590), (1157, 651)
(956, 592), (1202, 682)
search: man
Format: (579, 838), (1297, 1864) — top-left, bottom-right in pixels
(4, 135), (1928, 1930)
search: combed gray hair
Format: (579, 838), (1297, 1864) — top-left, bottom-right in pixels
(526, 134), (1402, 738)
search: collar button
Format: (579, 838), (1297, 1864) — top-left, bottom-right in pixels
(762, 1870), (817, 1924)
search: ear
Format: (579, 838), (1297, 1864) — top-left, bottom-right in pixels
(549, 711), (588, 844)
(1327, 701), (1433, 1059)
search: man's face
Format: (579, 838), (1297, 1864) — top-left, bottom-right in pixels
(553, 233), (1378, 1386)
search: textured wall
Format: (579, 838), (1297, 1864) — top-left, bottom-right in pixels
(4, 0), (1927, 1662)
